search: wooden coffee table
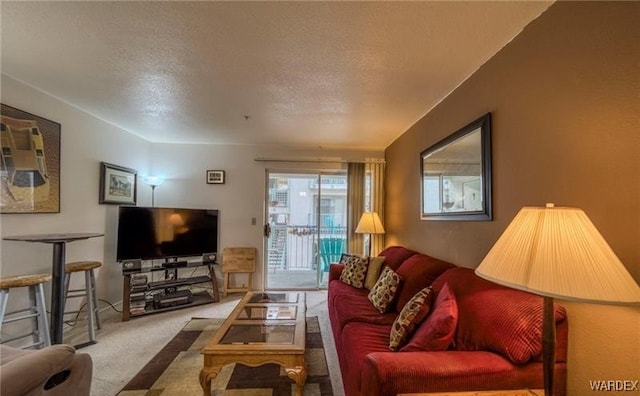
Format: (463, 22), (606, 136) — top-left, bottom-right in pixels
(200, 291), (307, 395)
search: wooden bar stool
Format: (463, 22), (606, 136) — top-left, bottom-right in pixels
(0, 273), (52, 349)
(64, 261), (102, 345)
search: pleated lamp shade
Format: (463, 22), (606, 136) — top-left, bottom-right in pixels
(476, 203), (640, 304)
(355, 212), (385, 235)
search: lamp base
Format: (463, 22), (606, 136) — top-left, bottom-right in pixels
(543, 296), (556, 396)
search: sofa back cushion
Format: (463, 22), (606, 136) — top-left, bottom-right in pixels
(431, 267), (567, 364)
(394, 254), (456, 311)
(378, 246), (419, 271)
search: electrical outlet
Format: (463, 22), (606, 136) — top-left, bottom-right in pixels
(251, 217), (256, 225)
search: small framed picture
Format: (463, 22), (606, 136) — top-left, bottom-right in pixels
(99, 162), (137, 204)
(207, 170), (225, 184)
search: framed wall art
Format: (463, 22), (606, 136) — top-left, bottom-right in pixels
(99, 162), (137, 205)
(0, 104), (61, 213)
(207, 170), (225, 184)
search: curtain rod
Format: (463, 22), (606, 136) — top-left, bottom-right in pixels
(253, 157), (385, 164)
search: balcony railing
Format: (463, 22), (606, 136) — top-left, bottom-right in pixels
(267, 225), (346, 272)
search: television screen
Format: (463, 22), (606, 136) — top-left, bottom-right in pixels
(116, 206), (219, 261)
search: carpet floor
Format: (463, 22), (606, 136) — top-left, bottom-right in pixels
(117, 316), (332, 396)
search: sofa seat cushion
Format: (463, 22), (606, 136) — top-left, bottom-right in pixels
(341, 322), (393, 396)
(432, 267), (568, 364)
(378, 246), (419, 271)
(333, 293), (397, 331)
(394, 253), (456, 311)
(360, 350), (555, 396)
(328, 277), (369, 307)
(328, 278), (371, 344)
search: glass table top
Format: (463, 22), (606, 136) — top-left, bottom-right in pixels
(205, 291), (306, 350)
(220, 323), (295, 344)
(237, 306), (297, 320)
(247, 292), (299, 304)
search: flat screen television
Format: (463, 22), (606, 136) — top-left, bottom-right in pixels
(116, 206), (219, 262)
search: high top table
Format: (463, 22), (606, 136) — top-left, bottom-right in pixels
(3, 232), (104, 345)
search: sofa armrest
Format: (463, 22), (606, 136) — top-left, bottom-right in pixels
(360, 350), (536, 396)
(329, 263), (345, 282)
(0, 344), (92, 396)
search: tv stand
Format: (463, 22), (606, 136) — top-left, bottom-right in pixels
(121, 260), (220, 321)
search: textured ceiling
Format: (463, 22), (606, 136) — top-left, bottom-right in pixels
(1, 1), (552, 150)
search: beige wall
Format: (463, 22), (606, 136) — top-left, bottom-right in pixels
(385, 2), (639, 393)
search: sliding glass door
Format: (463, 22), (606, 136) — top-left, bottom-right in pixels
(265, 171), (347, 289)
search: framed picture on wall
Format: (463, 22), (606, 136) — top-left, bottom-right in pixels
(206, 170), (225, 184)
(99, 162), (137, 205)
(0, 103), (61, 213)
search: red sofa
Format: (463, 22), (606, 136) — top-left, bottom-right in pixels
(328, 246), (568, 396)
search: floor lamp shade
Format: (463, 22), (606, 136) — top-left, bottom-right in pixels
(355, 212), (385, 235)
(476, 203), (640, 396)
(355, 212), (385, 256)
(475, 204), (640, 304)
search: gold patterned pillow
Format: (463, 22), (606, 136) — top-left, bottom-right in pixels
(339, 255), (369, 288)
(368, 266), (402, 313)
(389, 286), (434, 351)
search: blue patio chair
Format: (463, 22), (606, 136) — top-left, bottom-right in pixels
(319, 237), (346, 274)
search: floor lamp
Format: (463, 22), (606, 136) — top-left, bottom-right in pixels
(475, 203), (640, 395)
(143, 176), (164, 207)
(355, 212), (385, 256)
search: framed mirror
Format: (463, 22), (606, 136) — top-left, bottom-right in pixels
(420, 113), (492, 221)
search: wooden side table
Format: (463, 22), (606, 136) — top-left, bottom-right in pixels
(398, 390), (543, 396)
(221, 247), (256, 296)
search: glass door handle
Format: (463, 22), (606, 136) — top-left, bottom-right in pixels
(263, 223), (271, 238)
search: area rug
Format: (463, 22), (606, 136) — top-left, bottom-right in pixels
(117, 316), (333, 396)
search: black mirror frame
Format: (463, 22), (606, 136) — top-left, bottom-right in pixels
(420, 113), (492, 221)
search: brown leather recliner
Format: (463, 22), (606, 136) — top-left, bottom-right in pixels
(0, 344), (92, 396)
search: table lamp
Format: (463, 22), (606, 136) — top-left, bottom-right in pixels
(355, 211), (385, 256)
(475, 203), (640, 395)
(143, 176), (164, 207)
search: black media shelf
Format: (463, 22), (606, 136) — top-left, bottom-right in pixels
(129, 293), (215, 318)
(121, 260), (220, 321)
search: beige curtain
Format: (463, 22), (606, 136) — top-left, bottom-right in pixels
(347, 162), (365, 254)
(366, 159), (386, 255)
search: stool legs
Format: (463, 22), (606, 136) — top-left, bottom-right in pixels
(34, 283), (51, 347)
(89, 269), (102, 330)
(0, 285), (51, 349)
(64, 268), (101, 344)
(0, 289), (9, 333)
(84, 270), (96, 342)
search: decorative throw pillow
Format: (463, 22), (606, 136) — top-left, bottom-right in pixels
(389, 286), (434, 351)
(400, 283), (458, 352)
(364, 256), (386, 290)
(339, 253), (358, 264)
(367, 266), (402, 313)
(339, 255), (369, 289)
